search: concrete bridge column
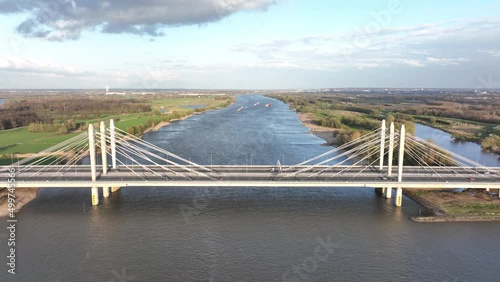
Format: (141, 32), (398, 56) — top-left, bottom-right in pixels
(103, 187), (110, 198)
(396, 125), (406, 207)
(378, 120), (386, 197)
(100, 121), (108, 175)
(100, 122), (110, 198)
(386, 187), (392, 198)
(386, 122), (395, 199)
(89, 124), (99, 206)
(379, 119), (386, 170)
(109, 120), (119, 194)
(396, 188), (403, 207)
(110, 119), (117, 170)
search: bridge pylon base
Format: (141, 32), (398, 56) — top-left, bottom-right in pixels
(91, 187), (99, 206)
(103, 186), (110, 198)
(396, 188), (402, 207)
(385, 187), (392, 199)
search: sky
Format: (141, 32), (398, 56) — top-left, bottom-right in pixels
(0, 0), (500, 89)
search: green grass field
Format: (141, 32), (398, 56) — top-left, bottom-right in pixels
(0, 127), (82, 155)
(441, 202), (500, 217)
(0, 95), (233, 157)
(150, 96), (227, 111)
(114, 113), (164, 130)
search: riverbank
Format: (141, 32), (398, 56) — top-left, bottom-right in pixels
(143, 111), (205, 135)
(140, 100), (235, 137)
(404, 189), (500, 222)
(415, 119), (500, 155)
(0, 188), (39, 217)
(297, 112), (338, 145)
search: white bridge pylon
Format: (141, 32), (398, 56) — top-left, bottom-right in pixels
(2, 119), (499, 208)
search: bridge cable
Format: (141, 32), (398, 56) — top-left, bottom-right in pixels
(283, 134), (383, 177)
(106, 131), (215, 179)
(283, 128), (382, 171)
(113, 127), (213, 172)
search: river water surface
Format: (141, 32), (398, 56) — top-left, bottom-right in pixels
(415, 124), (500, 167)
(2, 95), (500, 281)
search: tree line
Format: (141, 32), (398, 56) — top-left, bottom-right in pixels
(1, 96), (151, 131)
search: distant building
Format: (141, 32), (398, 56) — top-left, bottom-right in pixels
(105, 86), (126, 95)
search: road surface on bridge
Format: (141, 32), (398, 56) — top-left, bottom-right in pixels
(3, 165), (499, 189)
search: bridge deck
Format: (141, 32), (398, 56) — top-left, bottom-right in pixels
(2, 165), (499, 189)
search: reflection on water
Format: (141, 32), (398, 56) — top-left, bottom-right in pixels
(2, 95), (500, 281)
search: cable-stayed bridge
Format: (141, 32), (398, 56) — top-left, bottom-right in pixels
(1, 120), (499, 207)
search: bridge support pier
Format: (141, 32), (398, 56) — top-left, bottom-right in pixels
(377, 120), (386, 197)
(395, 125), (405, 207)
(89, 124), (99, 206)
(386, 122), (395, 199)
(396, 188), (402, 207)
(91, 187), (99, 206)
(103, 187), (110, 198)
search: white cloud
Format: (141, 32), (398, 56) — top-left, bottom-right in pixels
(230, 18), (497, 72)
(0, 0), (277, 40)
(0, 56), (89, 76)
(477, 49), (500, 57)
(426, 57), (469, 66)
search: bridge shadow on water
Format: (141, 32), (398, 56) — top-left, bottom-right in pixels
(23, 186), (431, 221)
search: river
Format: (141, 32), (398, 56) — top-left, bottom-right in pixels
(1, 95), (499, 281)
(415, 124), (500, 167)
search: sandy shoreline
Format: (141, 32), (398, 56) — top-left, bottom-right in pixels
(297, 112), (338, 145)
(142, 112), (201, 135)
(0, 188), (39, 217)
